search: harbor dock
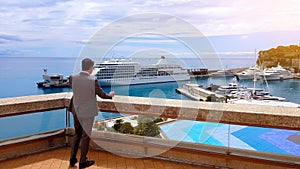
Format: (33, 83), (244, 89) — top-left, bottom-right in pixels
(188, 67), (300, 80)
(293, 73), (300, 79)
(187, 67), (247, 78)
(176, 83), (224, 101)
(187, 68), (209, 78)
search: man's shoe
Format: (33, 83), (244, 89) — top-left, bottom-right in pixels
(69, 158), (78, 167)
(79, 160), (95, 169)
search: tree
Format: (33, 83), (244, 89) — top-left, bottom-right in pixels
(206, 94), (218, 102)
(153, 117), (163, 123)
(134, 122), (160, 137)
(113, 119), (124, 132)
(257, 45), (300, 71)
(134, 116), (160, 137)
(119, 122), (134, 134)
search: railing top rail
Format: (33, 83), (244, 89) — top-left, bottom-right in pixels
(0, 92), (71, 117)
(0, 92), (299, 130)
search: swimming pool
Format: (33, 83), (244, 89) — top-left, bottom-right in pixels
(160, 120), (300, 156)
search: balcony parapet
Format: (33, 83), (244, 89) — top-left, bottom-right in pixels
(0, 92), (300, 130)
(1, 93), (300, 168)
(0, 93), (71, 117)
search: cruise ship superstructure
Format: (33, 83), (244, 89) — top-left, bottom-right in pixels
(92, 56), (190, 86)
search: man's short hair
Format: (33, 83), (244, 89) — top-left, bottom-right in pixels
(82, 58), (94, 71)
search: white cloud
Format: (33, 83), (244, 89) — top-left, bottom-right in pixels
(1, 0), (300, 57)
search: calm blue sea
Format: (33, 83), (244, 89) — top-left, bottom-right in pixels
(0, 57), (299, 141)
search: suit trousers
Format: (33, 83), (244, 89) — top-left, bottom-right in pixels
(70, 112), (94, 163)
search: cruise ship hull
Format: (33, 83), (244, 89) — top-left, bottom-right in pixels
(98, 74), (190, 86)
(94, 56), (190, 87)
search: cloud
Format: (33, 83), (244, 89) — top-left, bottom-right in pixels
(0, 34), (22, 43)
(1, 0), (300, 57)
(0, 0), (68, 8)
(2, 0), (300, 38)
(72, 40), (90, 45)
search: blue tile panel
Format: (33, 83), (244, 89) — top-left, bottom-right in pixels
(231, 126), (290, 155)
(160, 120), (300, 156)
(260, 130), (300, 156)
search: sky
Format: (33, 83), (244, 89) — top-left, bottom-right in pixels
(1, 0), (300, 59)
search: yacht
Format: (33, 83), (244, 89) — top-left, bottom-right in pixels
(92, 56), (190, 86)
(217, 76), (286, 101)
(209, 69), (234, 78)
(235, 65), (262, 80)
(216, 76), (247, 94)
(227, 88), (286, 101)
(260, 64), (293, 81)
(36, 69), (70, 88)
(220, 81), (297, 107)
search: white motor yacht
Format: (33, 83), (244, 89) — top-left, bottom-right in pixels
(210, 69), (234, 78)
(260, 64), (293, 81)
(236, 65), (262, 80)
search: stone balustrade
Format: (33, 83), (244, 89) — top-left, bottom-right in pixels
(1, 93), (300, 168)
(1, 92), (299, 130)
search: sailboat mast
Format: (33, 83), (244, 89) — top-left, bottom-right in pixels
(253, 49), (256, 92)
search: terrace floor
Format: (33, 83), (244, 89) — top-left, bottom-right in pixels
(0, 147), (213, 169)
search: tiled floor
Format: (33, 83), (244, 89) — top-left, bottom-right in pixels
(160, 120), (300, 156)
(0, 147), (213, 169)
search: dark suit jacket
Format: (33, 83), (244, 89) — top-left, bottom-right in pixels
(68, 71), (112, 117)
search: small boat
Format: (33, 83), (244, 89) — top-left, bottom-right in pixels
(36, 69), (70, 88)
(227, 88), (286, 101)
(218, 82), (296, 107)
(217, 76), (287, 101)
(217, 82), (247, 95)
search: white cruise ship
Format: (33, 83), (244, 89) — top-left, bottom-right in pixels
(92, 56), (190, 86)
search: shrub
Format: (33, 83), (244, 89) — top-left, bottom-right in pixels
(113, 119), (124, 132)
(134, 116), (160, 137)
(119, 122), (134, 134)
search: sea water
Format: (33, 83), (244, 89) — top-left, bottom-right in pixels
(0, 57), (299, 145)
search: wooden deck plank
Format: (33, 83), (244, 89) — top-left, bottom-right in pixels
(88, 150), (98, 169)
(132, 157), (146, 169)
(153, 159), (165, 169)
(125, 158), (137, 169)
(116, 156), (126, 169)
(0, 147), (212, 169)
(96, 151), (108, 169)
(143, 158), (156, 169)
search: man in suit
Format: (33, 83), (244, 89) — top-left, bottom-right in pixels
(69, 58), (114, 169)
